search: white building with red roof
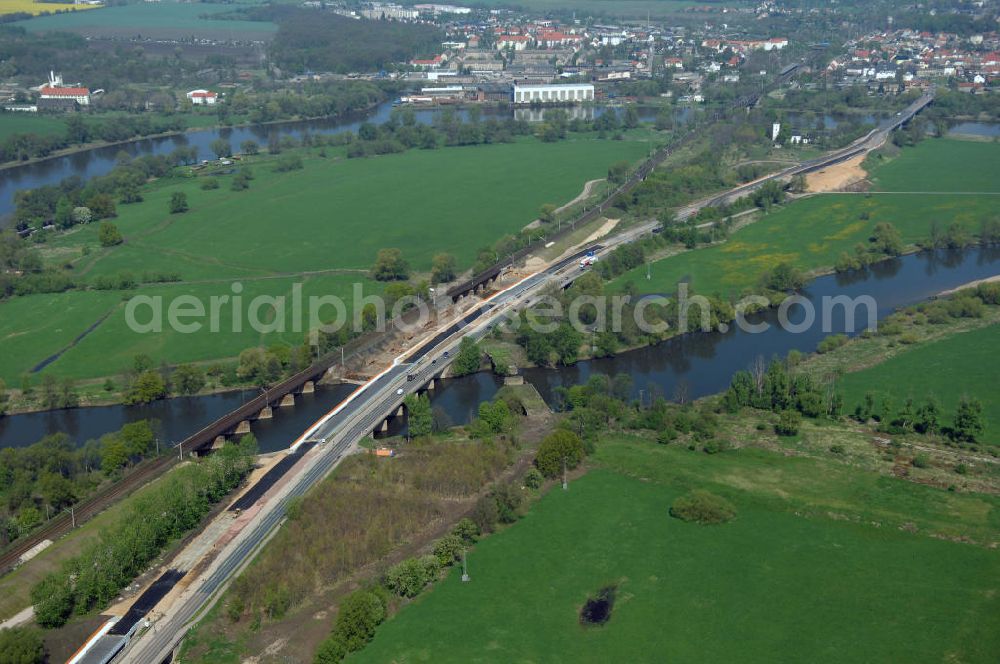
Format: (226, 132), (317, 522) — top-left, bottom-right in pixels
(186, 89), (219, 105)
(39, 72), (90, 106)
(497, 35), (532, 51)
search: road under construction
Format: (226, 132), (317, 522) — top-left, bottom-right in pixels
(65, 89), (934, 664)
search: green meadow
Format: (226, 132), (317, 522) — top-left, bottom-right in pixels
(867, 138), (1000, 193)
(611, 192), (992, 296)
(357, 437), (1000, 663)
(837, 323), (1000, 444)
(613, 139), (1000, 297)
(0, 114), (67, 140)
(62, 138), (650, 281)
(0, 273), (379, 383)
(2, 137), (650, 382)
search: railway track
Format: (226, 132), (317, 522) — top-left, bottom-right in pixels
(0, 456), (177, 575)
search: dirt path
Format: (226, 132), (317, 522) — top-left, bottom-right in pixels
(555, 178), (605, 214)
(523, 178), (606, 230)
(806, 153), (868, 192)
(583, 218), (620, 244)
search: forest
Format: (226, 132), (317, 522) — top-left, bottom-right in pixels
(253, 7), (443, 74)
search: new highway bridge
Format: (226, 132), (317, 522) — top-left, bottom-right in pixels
(74, 90), (935, 664)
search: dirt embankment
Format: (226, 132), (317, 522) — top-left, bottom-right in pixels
(805, 154), (869, 193)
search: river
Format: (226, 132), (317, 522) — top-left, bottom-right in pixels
(1, 246), (997, 453)
(0, 102), (670, 222)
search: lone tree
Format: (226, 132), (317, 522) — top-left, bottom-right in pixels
(952, 396), (984, 442)
(623, 105), (640, 129)
(71, 206), (92, 225)
(240, 139), (259, 156)
(539, 203), (557, 224)
(871, 222), (903, 256)
(763, 262), (805, 292)
(98, 221), (123, 247)
(210, 138), (232, 159)
(169, 191), (189, 214)
(608, 160), (629, 184)
(371, 248), (409, 281)
(431, 252), (456, 284)
(450, 337), (481, 376)
(534, 430), (585, 478)
(405, 393), (432, 437)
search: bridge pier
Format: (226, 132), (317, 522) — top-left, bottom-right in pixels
(235, 420), (251, 435)
(396, 405), (404, 417)
(380, 420), (389, 433)
(279, 393), (295, 407)
(212, 435), (227, 449)
(257, 406), (273, 420)
(301, 380), (315, 394)
(427, 378), (435, 391)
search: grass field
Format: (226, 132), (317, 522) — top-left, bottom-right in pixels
(837, 323), (1000, 444)
(56, 137), (651, 280)
(868, 138), (1000, 193)
(0, 0), (93, 16)
(357, 437), (1000, 663)
(0, 272), (379, 382)
(0, 113), (66, 140)
(610, 192), (993, 296)
(15, 2), (276, 39)
(2, 137), (651, 382)
(613, 139), (1000, 297)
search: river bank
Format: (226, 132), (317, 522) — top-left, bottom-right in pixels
(4, 245), (999, 453)
(0, 101), (392, 174)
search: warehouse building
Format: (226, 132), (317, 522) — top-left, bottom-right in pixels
(512, 83), (594, 105)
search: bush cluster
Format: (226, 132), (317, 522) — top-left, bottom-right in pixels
(669, 490), (736, 525)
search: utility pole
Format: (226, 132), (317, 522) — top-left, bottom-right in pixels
(646, 261), (651, 280)
(461, 550), (470, 582)
(562, 456), (568, 491)
(63, 506), (76, 529)
(178, 440), (183, 461)
(155, 437), (160, 456)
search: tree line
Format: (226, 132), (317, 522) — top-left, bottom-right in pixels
(724, 282), (1000, 444)
(0, 420), (159, 549)
(343, 105), (624, 160)
(253, 7), (443, 74)
(31, 435), (256, 627)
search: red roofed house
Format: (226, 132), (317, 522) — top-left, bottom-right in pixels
(40, 85), (91, 106)
(537, 31), (583, 48)
(410, 54), (446, 69)
(497, 35), (532, 51)
(186, 89), (219, 105)
(39, 72), (90, 106)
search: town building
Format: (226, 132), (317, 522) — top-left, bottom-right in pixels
(497, 35), (532, 51)
(186, 89), (219, 105)
(39, 72), (90, 106)
(513, 83), (594, 105)
(361, 3), (418, 20)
